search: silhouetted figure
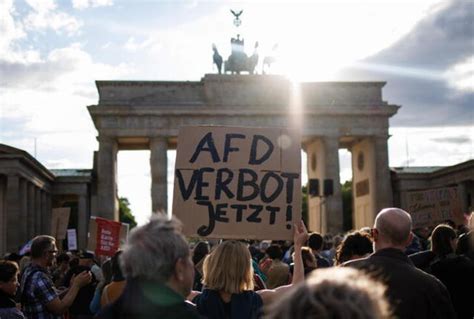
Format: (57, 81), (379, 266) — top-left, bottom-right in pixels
(262, 43), (278, 74)
(212, 44), (223, 74)
(345, 208), (456, 319)
(429, 225), (474, 319)
(230, 9), (243, 19)
(248, 41), (259, 75)
(230, 9), (243, 27)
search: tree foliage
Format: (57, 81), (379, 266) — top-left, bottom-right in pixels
(119, 197), (137, 229)
(341, 180), (353, 231)
(302, 185), (308, 226)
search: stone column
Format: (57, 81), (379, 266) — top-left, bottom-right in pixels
(305, 137), (343, 234)
(27, 183), (35, 238)
(35, 188), (42, 235)
(97, 136), (118, 220)
(150, 137), (168, 213)
(19, 179), (28, 243)
(77, 194), (88, 249)
(40, 191), (49, 234)
(45, 193), (52, 235)
(374, 135), (393, 213)
(6, 175), (21, 252)
(323, 136), (343, 234)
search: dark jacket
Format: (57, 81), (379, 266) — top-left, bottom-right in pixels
(63, 265), (97, 316)
(96, 279), (202, 319)
(430, 254), (474, 319)
(0, 290), (25, 319)
(193, 289), (262, 319)
(345, 248), (456, 319)
(408, 250), (436, 272)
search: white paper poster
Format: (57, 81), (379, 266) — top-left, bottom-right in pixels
(67, 229), (77, 251)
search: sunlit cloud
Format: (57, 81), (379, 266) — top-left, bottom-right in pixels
(445, 55), (474, 92)
(23, 0), (82, 35)
(72, 0), (113, 10)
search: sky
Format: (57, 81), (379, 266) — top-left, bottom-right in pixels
(1, 0), (473, 225)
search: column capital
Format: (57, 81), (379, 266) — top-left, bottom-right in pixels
(373, 134), (390, 141)
(323, 135), (340, 148)
(150, 136), (168, 148)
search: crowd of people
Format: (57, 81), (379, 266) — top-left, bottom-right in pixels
(1, 207), (473, 319)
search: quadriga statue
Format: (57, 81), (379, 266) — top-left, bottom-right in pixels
(224, 36), (259, 74)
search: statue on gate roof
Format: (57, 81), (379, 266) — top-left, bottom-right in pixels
(223, 9), (259, 74)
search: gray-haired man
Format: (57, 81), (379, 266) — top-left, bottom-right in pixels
(97, 215), (201, 319)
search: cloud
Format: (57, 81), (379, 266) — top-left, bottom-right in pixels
(389, 127), (473, 167)
(123, 37), (159, 52)
(23, 0), (82, 35)
(0, 0), (27, 59)
(336, 0), (474, 126)
(430, 136), (471, 144)
(1, 42), (130, 90)
(72, 0), (113, 10)
(0, 1), (130, 171)
(445, 55), (474, 92)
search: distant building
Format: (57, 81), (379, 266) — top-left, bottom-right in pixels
(391, 160), (474, 229)
(0, 144), (93, 255)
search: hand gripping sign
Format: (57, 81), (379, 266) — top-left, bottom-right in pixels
(172, 126), (301, 240)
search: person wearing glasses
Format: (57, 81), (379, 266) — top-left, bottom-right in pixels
(19, 235), (91, 319)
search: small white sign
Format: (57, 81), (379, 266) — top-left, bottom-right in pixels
(67, 229), (78, 251)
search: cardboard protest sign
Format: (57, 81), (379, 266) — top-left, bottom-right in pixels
(87, 217), (129, 257)
(172, 126), (301, 240)
(406, 186), (463, 228)
(51, 208), (71, 240)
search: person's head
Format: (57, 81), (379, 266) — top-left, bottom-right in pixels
(430, 224), (457, 257)
(0, 260), (20, 297)
(266, 245), (283, 260)
(299, 247), (317, 269)
(101, 258), (113, 284)
(192, 241), (210, 265)
(308, 232), (324, 252)
(333, 234), (343, 250)
(372, 208), (413, 251)
(335, 231), (373, 265)
(322, 234), (333, 250)
(69, 256), (79, 269)
(19, 256), (31, 273)
(111, 250), (124, 281)
(456, 231), (473, 257)
(56, 252), (70, 270)
(78, 251), (95, 267)
(121, 215), (193, 297)
(202, 240), (254, 294)
(4, 253), (21, 263)
(264, 267), (392, 319)
(30, 235), (57, 267)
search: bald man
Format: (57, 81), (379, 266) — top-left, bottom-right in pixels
(345, 208), (456, 319)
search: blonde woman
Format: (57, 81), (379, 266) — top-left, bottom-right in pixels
(189, 221), (308, 319)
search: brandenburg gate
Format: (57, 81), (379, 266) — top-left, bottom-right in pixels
(88, 74), (399, 233)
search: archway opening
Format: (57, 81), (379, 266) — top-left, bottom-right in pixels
(117, 150), (151, 226)
(339, 149), (353, 231)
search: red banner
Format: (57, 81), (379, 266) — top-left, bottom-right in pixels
(95, 217), (121, 257)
